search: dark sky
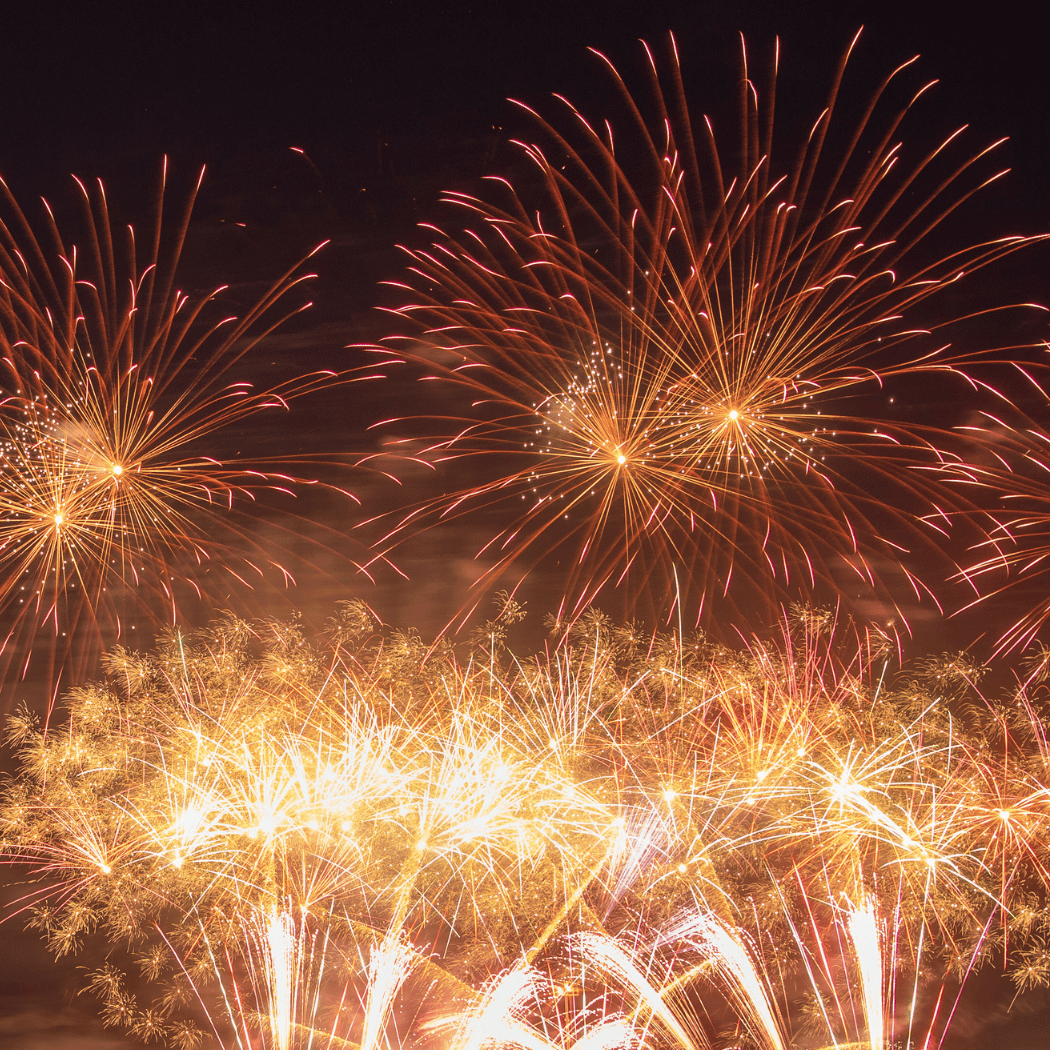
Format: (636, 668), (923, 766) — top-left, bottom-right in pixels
(0, 3), (1044, 172)
(1, 2), (1049, 1047)
(2, 1), (1048, 227)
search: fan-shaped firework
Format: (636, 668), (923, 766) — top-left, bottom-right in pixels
(3, 603), (1049, 1046)
(367, 33), (1045, 631)
(0, 165), (378, 693)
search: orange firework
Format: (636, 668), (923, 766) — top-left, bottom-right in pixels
(366, 32), (1045, 632)
(0, 163), (378, 695)
(943, 410), (1050, 652)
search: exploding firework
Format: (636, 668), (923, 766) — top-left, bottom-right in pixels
(366, 33), (1045, 632)
(3, 602), (1048, 1046)
(0, 164), (379, 694)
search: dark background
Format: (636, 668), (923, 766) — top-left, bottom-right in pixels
(1, 1), (1049, 1046)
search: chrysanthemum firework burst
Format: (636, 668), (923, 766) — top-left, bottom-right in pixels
(0, 163), (379, 692)
(368, 32), (1045, 631)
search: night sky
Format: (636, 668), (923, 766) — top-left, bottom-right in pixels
(2, 1), (1049, 1046)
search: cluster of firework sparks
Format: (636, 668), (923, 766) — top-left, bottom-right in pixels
(2, 27), (1050, 1050)
(6, 604), (1050, 1049)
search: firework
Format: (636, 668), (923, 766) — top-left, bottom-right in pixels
(3, 602), (1048, 1046)
(930, 408), (1050, 652)
(365, 33), (1045, 632)
(0, 164), (379, 694)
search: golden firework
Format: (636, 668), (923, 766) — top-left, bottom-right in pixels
(3, 602), (1047, 1046)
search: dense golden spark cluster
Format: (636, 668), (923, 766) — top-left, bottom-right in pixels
(4, 603), (1050, 1047)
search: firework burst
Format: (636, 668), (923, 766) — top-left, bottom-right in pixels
(366, 33), (1045, 632)
(0, 164), (380, 694)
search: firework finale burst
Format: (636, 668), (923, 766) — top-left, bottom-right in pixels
(2, 22), (1050, 1050)
(4, 603), (1050, 1048)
